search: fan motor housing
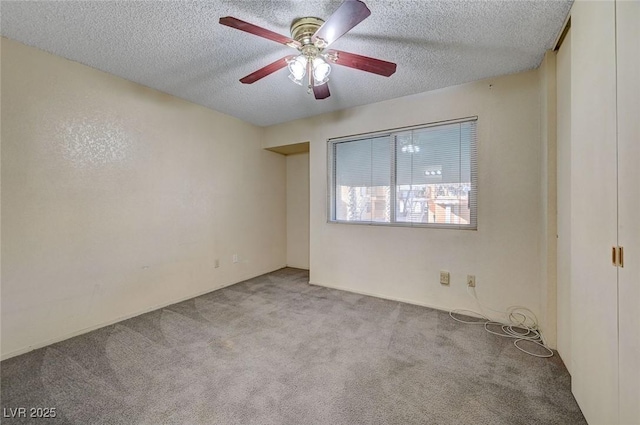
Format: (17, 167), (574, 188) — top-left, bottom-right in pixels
(290, 17), (324, 45)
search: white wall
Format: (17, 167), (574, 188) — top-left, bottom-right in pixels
(286, 153), (310, 269)
(0, 38), (286, 359)
(265, 70), (549, 339)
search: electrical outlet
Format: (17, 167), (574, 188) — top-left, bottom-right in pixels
(440, 271), (450, 285)
(467, 274), (476, 287)
(214, 259), (220, 268)
(232, 254), (238, 263)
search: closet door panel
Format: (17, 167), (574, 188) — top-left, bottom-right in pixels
(556, 28), (572, 373)
(570, 1), (619, 424)
(616, 1), (640, 423)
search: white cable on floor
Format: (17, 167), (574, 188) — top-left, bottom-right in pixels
(449, 286), (554, 358)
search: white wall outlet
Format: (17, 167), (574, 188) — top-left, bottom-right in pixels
(440, 271), (450, 285)
(232, 254), (238, 263)
(467, 274), (476, 287)
(214, 259), (220, 268)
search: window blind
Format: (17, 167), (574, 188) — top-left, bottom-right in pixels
(334, 135), (391, 223)
(329, 117), (477, 229)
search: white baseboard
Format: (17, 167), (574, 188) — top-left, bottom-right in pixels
(1, 266), (285, 361)
(310, 280), (559, 352)
(309, 280), (453, 313)
(285, 264), (310, 270)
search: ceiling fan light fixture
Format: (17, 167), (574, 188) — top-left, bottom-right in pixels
(401, 144), (420, 154)
(221, 0), (396, 100)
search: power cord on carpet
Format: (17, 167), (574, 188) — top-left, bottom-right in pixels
(449, 286), (554, 358)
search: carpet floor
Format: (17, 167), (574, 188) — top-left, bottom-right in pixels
(1, 268), (586, 424)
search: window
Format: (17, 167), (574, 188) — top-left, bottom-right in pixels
(328, 117), (477, 229)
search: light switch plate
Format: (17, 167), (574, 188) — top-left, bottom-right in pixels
(440, 271), (450, 285)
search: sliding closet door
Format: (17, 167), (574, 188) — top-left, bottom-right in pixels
(616, 1), (640, 423)
(556, 28), (572, 374)
(570, 1), (619, 424)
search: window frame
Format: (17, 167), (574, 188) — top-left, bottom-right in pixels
(327, 116), (478, 230)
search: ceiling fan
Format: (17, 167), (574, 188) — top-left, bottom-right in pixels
(219, 0), (397, 100)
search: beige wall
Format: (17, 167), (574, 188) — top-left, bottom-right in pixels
(286, 153), (309, 269)
(0, 38), (286, 359)
(265, 70), (551, 340)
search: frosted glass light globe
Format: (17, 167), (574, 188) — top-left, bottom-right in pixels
(288, 55), (307, 80)
(312, 57), (331, 83)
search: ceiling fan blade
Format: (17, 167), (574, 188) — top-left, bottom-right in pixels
(313, 82), (331, 100)
(220, 17), (301, 48)
(326, 50), (397, 77)
(312, 0), (371, 48)
(240, 56), (295, 84)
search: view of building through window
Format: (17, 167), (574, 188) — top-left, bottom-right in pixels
(396, 183), (471, 225)
(335, 183), (471, 225)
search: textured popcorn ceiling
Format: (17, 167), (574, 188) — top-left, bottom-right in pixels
(0, 1), (571, 126)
